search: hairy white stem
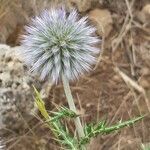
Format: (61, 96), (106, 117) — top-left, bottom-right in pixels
(62, 75), (86, 149)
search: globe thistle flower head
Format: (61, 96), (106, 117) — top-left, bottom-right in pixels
(21, 7), (100, 83)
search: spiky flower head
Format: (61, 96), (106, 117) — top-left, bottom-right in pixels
(21, 7), (100, 83)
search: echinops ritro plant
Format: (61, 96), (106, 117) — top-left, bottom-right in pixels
(21, 6), (143, 150)
(21, 7), (99, 149)
(21, 7), (99, 83)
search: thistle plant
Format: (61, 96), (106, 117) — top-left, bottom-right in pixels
(21, 7), (144, 150)
(21, 7), (99, 140)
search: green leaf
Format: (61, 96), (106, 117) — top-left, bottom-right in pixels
(33, 85), (79, 149)
(49, 107), (78, 122)
(80, 116), (144, 146)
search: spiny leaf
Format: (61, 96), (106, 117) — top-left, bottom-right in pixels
(49, 107), (78, 122)
(103, 116), (144, 134)
(33, 86), (79, 149)
(80, 116), (144, 146)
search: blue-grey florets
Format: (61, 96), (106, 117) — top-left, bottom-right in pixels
(21, 7), (100, 83)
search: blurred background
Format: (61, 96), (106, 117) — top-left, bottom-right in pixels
(0, 0), (150, 149)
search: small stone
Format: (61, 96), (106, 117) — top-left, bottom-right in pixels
(67, 0), (99, 12)
(142, 4), (150, 24)
(142, 4), (150, 16)
(139, 78), (150, 89)
(113, 75), (122, 82)
(140, 67), (150, 76)
(88, 9), (113, 37)
(136, 4), (150, 24)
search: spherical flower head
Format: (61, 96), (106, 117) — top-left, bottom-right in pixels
(21, 7), (100, 83)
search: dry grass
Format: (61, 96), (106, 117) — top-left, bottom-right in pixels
(0, 0), (11, 19)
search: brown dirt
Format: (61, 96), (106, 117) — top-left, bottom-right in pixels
(1, 0), (150, 150)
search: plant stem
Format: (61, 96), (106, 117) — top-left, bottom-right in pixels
(62, 75), (85, 138)
(34, 86), (78, 149)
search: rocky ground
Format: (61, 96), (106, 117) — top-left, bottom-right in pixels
(0, 0), (150, 150)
